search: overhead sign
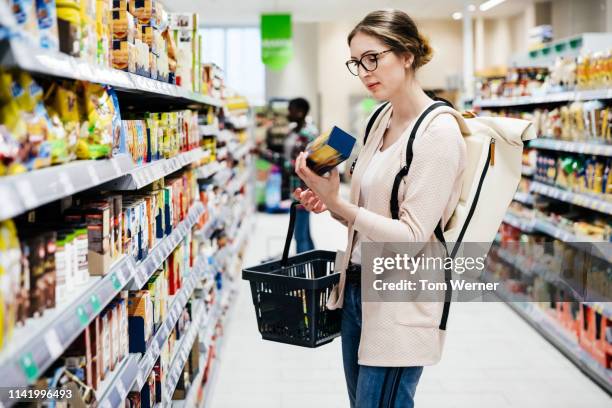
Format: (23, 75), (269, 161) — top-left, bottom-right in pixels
(261, 14), (293, 70)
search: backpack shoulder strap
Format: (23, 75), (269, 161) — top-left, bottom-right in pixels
(389, 101), (450, 219)
(363, 101), (391, 146)
(349, 101), (390, 175)
(388, 98), (456, 332)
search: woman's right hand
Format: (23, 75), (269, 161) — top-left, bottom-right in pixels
(293, 188), (328, 213)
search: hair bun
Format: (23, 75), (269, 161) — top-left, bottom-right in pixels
(416, 33), (433, 67)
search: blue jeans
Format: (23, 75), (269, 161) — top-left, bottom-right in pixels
(341, 283), (423, 408)
(294, 208), (314, 253)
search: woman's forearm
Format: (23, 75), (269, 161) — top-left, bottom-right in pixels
(328, 197), (359, 225)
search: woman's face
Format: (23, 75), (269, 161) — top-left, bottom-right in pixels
(348, 32), (412, 100)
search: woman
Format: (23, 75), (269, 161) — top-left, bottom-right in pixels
(294, 9), (467, 408)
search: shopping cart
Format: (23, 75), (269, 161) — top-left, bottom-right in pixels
(242, 201), (342, 347)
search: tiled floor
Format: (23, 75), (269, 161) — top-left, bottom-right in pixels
(208, 210), (611, 408)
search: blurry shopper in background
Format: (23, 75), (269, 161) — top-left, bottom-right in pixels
(285, 97), (319, 252)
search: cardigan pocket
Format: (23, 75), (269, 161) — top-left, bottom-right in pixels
(393, 301), (443, 328)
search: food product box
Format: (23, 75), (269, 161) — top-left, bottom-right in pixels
(111, 9), (136, 43)
(112, 39), (137, 73)
(130, 0), (152, 24)
(36, 0), (60, 50)
(306, 126), (356, 175)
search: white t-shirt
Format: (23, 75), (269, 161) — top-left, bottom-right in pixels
(350, 137), (402, 265)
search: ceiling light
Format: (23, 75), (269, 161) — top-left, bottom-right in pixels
(468, 4), (477, 12)
(452, 11), (463, 20)
(479, 0), (507, 11)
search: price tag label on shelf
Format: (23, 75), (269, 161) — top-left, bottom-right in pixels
(76, 305), (89, 327)
(135, 369), (145, 389)
(116, 379), (127, 398)
(19, 352), (39, 382)
(87, 165), (101, 185)
(15, 180), (38, 209)
(44, 329), (63, 360)
(99, 400), (112, 408)
(58, 172), (75, 195)
(151, 341), (160, 356)
(90, 294), (102, 313)
(0, 184), (19, 219)
(111, 273), (122, 290)
(111, 159), (122, 176)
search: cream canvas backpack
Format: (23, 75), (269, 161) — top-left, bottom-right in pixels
(351, 100), (537, 329)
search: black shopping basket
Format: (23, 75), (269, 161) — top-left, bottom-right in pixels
(242, 201), (342, 347)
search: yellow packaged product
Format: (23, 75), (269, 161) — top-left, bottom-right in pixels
(75, 83), (117, 159)
(56, 0), (82, 57)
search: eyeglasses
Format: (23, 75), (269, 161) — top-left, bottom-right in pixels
(345, 50), (392, 76)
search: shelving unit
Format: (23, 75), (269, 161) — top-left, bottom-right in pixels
(134, 257), (207, 393)
(97, 354), (142, 408)
(162, 300), (207, 405)
(529, 138), (612, 157)
(0, 1), (258, 406)
(479, 34), (612, 395)
(130, 203), (206, 290)
(513, 191), (535, 206)
(529, 181), (612, 216)
(473, 88), (612, 108)
(0, 149), (207, 222)
(521, 165), (535, 177)
(492, 284), (612, 394)
(502, 213), (536, 233)
(0, 255), (133, 390)
(0, 201), (204, 395)
(0, 37), (222, 109)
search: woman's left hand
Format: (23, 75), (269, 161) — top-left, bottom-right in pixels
(295, 152), (341, 211)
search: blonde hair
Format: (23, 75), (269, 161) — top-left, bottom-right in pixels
(348, 9), (433, 69)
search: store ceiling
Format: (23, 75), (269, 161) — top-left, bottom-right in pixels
(170, 0), (533, 25)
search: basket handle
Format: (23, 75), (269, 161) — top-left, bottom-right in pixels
(281, 201), (300, 267)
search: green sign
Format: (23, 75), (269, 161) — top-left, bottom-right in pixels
(19, 352), (39, 382)
(261, 14), (293, 70)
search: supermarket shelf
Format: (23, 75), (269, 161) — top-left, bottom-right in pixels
(196, 161), (224, 179)
(199, 125), (220, 136)
(103, 149), (206, 190)
(163, 300), (208, 405)
(134, 257), (205, 392)
(495, 247), (534, 278)
(501, 294), (612, 394)
(530, 181), (612, 216)
(496, 246), (612, 318)
(97, 353), (141, 408)
(533, 217), (591, 243)
(513, 191), (535, 206)
(130, 202), (205, 290)
(174, 355), (206, 408)
(502, 213), (536, 233)
(0, 37), (223, 108)
(199, 288), (237, 408)
(530, 138), (612, 157)
(521, 165), (535, 177)
(0, 154), (133, 221)
(216, 147), (228, 161)
(227, 168), (253, 196)
(532, 218), (612, 265)
(0, 149), (206, 222)
(0, 255), (135, 390)
(473, 88), (612, 108)
(230, 142), (253, 161)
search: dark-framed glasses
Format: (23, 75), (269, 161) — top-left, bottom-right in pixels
(345, 50), (392, 76)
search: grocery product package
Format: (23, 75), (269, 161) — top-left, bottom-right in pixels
(305, 126), (356, 175)
(0, 71), (56, 174)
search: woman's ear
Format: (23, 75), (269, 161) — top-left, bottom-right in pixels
(403, 52), (415, 69)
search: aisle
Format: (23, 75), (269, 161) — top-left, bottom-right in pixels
(209, 211), (611, 408)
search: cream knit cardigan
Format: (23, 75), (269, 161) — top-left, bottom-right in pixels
(329, 103), (467, 367)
